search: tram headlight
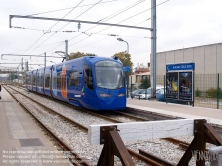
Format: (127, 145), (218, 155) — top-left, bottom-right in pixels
(99, 93), (111, 97)
(118, 93), (125, 97)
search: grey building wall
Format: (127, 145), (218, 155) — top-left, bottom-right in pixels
(157, 42), (222, 75)
(156, 42), (222, 91)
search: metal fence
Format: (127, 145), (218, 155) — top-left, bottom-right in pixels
(156, 74), (222, 109)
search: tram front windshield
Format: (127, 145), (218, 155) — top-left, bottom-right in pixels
(95, 61), (124, 89)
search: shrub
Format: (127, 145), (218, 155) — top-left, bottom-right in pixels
(206, 87), (222, 98)
(206, 88), (217, 98)
(195, 88), (201, 97)
(139, 77), (151, 89)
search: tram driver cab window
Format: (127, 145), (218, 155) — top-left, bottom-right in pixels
(84, 65), (94, 90)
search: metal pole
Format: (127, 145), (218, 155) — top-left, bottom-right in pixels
(21, 58), (23, 71)
(65, 40), (68, 61)
(164, 75), (166, 103)
(151, 0), (157, 98)
(124, 41), (129, 54)
(217, 73), (219, 109)
(127, 73), (129, 98)
(44, 52), (46, 67)
(10, 15), (152, 31)
(131, 76), (132, 97)
(124, 40), (129, 98)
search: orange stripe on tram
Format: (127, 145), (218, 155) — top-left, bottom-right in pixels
(61, 65), (67, 98)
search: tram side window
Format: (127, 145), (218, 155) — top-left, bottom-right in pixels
(69, 71), (79, 86)
(84, 65), (93, 90)
(37, 74), (39, 86)
(45, 74), (50, 88)
(38, 73), (43, 87)
(52, 74), (56, 89)
(40, 74), (43, 87)
(57, 72), (61, 90)
(26, 74), (30, 84)
(26, 74), (30, 85)
(33, 75), (36, 86)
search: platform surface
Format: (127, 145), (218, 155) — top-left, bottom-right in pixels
(0, 87), (70, 166)
(127, 98), (222, 125)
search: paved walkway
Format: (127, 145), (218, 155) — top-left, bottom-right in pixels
(0, 87), (70, 166)
(127, 98), (222, 125)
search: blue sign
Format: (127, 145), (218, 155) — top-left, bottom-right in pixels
(166, 63), (195, 72)
(123, 66), (130, 72)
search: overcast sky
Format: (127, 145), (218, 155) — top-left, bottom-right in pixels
(0, 0), (222, 70)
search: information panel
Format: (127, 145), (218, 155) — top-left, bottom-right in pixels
(179, 72), (192, 100)
(166, 62), (195, 102)
(166, 72), (178, 99)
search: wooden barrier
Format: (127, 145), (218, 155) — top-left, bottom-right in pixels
(88, 118), (222, 166)
(88, 118), (209, 145)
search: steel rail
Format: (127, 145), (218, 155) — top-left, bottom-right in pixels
(9, 85), (222, 165)
(113, 110), (151, 121)
(138, 149), (176, 166)
(162, 137), (210, 152)
(4, 85), (90, 166)
(125, 107), (182, 121)
(10, 85), (222, 135)
(7, 85), (170, 165)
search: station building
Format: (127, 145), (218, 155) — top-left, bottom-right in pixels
(156, 42), (222, 91)
(157, 42), (222, 75)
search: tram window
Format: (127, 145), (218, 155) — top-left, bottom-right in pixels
(57, 72), (61, 90)
(45, 74), (50, 88)
(37, 73), (41, 87)
(33, 75), (36, 86)
(69, 71), (79, 86)
(40, 74), (43, 87)
(26, 74), (30, 85)
(84, 65), (93, 90)
(52, 74), (56, 89)
(38, 73), (43, 87)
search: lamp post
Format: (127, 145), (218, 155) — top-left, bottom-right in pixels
(117, 37), (129, 98)
(117, 38), (129, 54)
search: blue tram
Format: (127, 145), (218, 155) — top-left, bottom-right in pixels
(26, 56), (126, 110)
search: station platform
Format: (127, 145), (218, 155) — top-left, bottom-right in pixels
(0, 87), (70, 166)
(127, 98), (222, 125)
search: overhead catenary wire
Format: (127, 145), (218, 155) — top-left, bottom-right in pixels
(17, 0), (145, 56)
(28, 0), (103, 55)
(13, 0), (168, 59)
(9, 41), (64, 55)
(22, 0), (85, 55)
(68, 0), (145, 41)
(27, 0), (119, 16)
(44, 0), (146, 54)
(11, 26), (150, 38)
(67, 0), (169, 50)
(72, 18), (152, 50)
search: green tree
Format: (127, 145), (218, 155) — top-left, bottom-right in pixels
(68, 52), (97, 60)
(139, 77), (150, 89)
(113, 51), (133, 73)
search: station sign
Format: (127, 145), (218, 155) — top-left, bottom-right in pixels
(166, 62), (195, 72)
(123, 66), (130, 72)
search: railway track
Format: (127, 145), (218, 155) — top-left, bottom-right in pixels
(4, 85), (90, 166)
(5, 85), (168, 165)
(5, 85), (222, 166)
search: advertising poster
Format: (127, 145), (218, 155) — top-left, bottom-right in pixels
(166, 72), (178, 99)
(179, 72), (192, 100)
